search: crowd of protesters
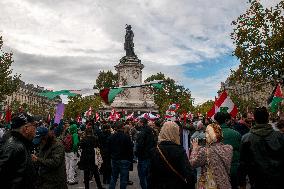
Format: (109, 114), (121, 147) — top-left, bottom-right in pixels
(0, 106), (283, 189)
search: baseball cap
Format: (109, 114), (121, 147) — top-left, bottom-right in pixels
(32, 126), (49, 145)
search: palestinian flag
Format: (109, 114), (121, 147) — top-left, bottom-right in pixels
(99, 88), (124, 104)
(151, 83), (163, 89)
(207, 91), (238, 119)
(268, 84), (283, 112)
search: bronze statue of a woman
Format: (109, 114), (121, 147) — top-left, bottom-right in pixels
(124, 24), (135, 57)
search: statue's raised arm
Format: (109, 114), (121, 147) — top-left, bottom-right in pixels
(124, 24), (135, 57)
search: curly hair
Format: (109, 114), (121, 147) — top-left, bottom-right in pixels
(207, 123), (223, 143)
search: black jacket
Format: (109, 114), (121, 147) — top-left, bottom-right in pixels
(79, 135), (98, 170)
(0, 131), (37, 189)
(108, 130), (133, 161)
(135, 125), (157, 160)
(149, 141), (195, 189)
(100, 130), (112, 159)
(36, 140), (67, 189)
(239, 124), (284, 189)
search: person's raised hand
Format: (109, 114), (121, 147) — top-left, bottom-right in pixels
(191, 138), (199, 149)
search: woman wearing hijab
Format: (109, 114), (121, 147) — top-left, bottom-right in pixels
(149, 121), (196, 189)
(190, 123), (233, 189)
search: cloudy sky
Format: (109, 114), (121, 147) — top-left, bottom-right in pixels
(0, 0), (280, 104)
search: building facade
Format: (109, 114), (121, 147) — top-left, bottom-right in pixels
(3, 81), (61, 112)
(220, 79), (282, 107)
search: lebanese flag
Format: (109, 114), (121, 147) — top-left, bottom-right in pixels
(76, 114), (82, 124)
(109, 109), (120, 121)
(95, 112), (100, 122)
(186, 112), (193, 120)
(126, 112), (134, 120)
(207, 91), (238, 119)
(85, 106), (92, 117)
(207, 97), (218, 118)
(100, 88), (124, 104)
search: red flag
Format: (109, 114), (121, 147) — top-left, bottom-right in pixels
(5, 107), (12, 123)
(85, 107), (92, 117)
(96, 112), (100, 122)
(183, 112), (187, 125)
(100, 88), (110, 104)
(207, 96), (220, 118)
(126, 112), (134, 120)
(76, 114), (82, 124)
(47, 113), (51, 124)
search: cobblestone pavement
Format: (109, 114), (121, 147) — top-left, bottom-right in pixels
(68, 162), (140, 189)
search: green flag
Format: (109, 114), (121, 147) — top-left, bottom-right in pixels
(151, 83), (163, 89)
(39, 90), (77, 99)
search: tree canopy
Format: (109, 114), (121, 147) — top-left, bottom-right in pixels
(64, 95), (102, 119)
(194, 100), (215, 115)
(95, 70), (118, 90)
(231, 0), (284, 84)
(145, 72), (193, 115)
(0, 36), (21, 102)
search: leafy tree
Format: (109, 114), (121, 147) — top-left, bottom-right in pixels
(229, 91), (258, 115)
(95, 70), (118, 90)
(64, 95), (102, 119)
(10, 100), (21, 113)
(0, 36), (21, 102)
(231, 0), (284, 84)
(194, 100), (215, 115)
(145, 72), (193, 115)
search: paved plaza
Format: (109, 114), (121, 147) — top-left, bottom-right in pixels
(68, 163), (140, 189)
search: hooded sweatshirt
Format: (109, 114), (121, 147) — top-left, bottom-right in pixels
(250, 123), (274, 137)
(69, 124), (79, 152)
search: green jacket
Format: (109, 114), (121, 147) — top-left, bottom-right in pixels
(220, 123), (241, 176)
(36, 140), (67, 189)
(69, 124), (79, 152)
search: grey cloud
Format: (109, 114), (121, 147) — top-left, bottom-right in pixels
(2, 0), (281, 103)
(11, 49), (115, 89)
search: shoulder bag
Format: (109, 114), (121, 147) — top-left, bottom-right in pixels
(198, 147), (217, 189)
(157, 145), (188, 184)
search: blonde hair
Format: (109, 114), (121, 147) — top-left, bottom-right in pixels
(206, 123), (223, 145)
(158, 121), (180, 145)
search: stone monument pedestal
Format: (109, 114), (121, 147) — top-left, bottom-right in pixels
(100, 25), (158, 113)
(109, 56), (157, 113)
